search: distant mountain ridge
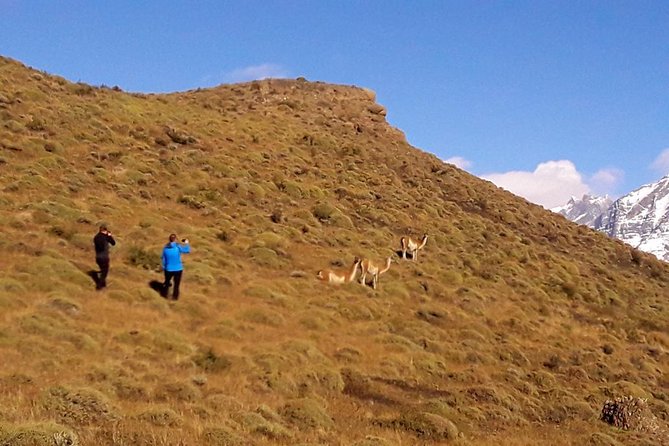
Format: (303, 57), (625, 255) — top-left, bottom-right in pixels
(553, 175), (669, 261)
(552, 194), (612, 228)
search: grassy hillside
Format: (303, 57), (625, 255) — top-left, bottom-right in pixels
(1, 55), (668, 445)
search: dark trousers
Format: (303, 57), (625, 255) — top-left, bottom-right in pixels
(163, 270), (183, 299)
(96, 257), (110, 288)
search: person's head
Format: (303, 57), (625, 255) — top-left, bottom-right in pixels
(99, 225), (108, 233)
(169, 233), (177, 243)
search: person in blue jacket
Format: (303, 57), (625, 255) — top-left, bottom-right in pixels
(161, 233), (191, 300)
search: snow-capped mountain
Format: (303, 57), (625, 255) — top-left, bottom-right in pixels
(552, 194), (612, 227)
(553, 175), (669, 262)
(597, 176), (669, 261)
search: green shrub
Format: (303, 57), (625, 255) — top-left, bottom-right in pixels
(201, 427), (243, 446)
(193, 348), (233, 373)
(383, 411), (459, 440)
(353, 436), (391, 446)
(41, 386), (117, 426)
(278, 180), (303, 199)
(279, 398), (334, 431)
(252, 232), (287, 251)
(178, 194), (206, 209)
(126, 246), (160, 270)
(313, 203), (337, 220)
(0, 422), (79, 446)
(247, 247), (283, 268)
(153, 381), (201, 402)
(234, 411), (292, 440)
(136, 407), (181, 426)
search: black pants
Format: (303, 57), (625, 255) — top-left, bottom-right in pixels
(96, 257), (110, 288)
(163, 270), (183, 299)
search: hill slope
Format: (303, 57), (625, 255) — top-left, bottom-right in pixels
(1, 56), (669, 445)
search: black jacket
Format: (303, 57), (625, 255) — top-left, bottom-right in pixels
(93, 233), (116, 259)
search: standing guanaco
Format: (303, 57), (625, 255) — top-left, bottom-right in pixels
(400, 234), (428, 261)
(359, 256), (393, 290)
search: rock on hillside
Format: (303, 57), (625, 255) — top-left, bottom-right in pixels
(1, 55), (669, 445)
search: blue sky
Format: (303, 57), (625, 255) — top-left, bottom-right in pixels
(1, 1), (667, 208)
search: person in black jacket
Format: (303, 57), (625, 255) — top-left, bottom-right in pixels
(93, 225), (116, 289)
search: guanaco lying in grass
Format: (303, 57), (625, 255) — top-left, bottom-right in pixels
(317, 257), (361, 284)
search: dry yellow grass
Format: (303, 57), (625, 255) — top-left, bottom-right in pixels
(0, 55), (668, 445)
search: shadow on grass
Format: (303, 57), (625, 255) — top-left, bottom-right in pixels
(394, 250), (413, 260)
(149, 280), (168, 298)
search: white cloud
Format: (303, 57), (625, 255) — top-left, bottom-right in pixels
(589, 168), (624, 195)
(481, 160), (625, 208)
(650, 148), (669, 175)
(223, 64), (289, 83)
(482, 160), (590, 209)
(443, 156), (472, 170)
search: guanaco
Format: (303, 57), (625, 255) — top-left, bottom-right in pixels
(400, 234), (428, 261)
(359, 257), (393, 290)
(317, 257), (362, 284)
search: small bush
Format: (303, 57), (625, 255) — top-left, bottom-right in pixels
(382, 411), (459, 440)
(0, 422), (79, 446)
(26, 116), (47, 131)
(252, 232), (287, 251)
(193, 348), (233, 373)
(178, 194), (206, 209)
(313, 203), (337, 220)
(248, 247), (283, 268)
(201, 427), (243, 446)
(234, 411), (292, 440)
(153, 381), (201, 402)
(353, 436), (391, 446)
(136, 407), (181, 427)
(279, 398), (334, 431)
(41, 386), (117, 426)
(166, 127), (196, 145)
(46, 297), (81, 316)
(126, 246), (160, 270)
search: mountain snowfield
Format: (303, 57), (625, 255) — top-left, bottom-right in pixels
(553, 175), (669, 261)
(551, 194), (612, 227)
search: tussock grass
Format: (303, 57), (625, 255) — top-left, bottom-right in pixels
(0, 55), (668, 444)
(0, 422), (79, 446)
(41, 386), (117, 426)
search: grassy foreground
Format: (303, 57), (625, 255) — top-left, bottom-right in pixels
(0, 55), (668, 445)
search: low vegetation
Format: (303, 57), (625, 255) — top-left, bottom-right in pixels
(0, 55), (668, 444)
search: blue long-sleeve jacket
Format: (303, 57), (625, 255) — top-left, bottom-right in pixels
(162, 242), (191, 272)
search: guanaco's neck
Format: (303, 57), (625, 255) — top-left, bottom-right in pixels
(379, 257), (392, 274)
(346, 260), (360, 282)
